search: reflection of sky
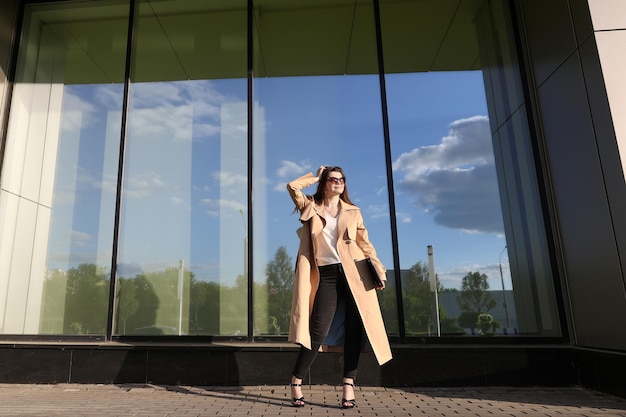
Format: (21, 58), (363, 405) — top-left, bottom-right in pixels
(258, 71), (510, 290)
(47, 71), (510, 290)
(385, 71), (509, 290)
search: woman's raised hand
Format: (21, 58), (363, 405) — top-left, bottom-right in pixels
(316, 165), (326, 178)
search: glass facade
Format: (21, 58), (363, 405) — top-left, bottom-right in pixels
(0, 0), (561, 339)
(115, 0), (248, 336)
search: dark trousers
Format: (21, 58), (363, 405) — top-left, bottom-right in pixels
(292, 263), (364, 380)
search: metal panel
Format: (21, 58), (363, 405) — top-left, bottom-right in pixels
(536, 51), (626, 349)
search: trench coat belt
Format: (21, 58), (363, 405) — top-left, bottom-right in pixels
(318, 263), (344, 275)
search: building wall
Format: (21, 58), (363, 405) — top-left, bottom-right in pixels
(0, 0), (625, 394)
(517, 0), (626, 350)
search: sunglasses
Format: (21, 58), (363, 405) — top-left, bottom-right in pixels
(327, 176), (346, 185)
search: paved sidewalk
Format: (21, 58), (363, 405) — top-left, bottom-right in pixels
(0, 383), (625, 417)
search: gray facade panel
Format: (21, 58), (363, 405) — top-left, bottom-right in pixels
(578, 35), (626, 285)
(536, 50), (626, 350)
(520, 0), (578, 87)
(569, 0), (594, 45)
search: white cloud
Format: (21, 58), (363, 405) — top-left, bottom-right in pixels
(397, 212), (412, 223)
(60, 89), (98, 133)
(393, 115), (504, 234)
(128, 80), (241, 142)
(273, 182), (287, 192)
(200, 198), (246, 214)
(212, 171), (247, 187)
(94, 84), (124, 109)
(272, 161), (311, 192)
(170, 196), (184, 205)
(69, 230), (92, 247)
(367, 204), (389, 219)
(276, 160), (310, 178)
(124, 172), (167, 198)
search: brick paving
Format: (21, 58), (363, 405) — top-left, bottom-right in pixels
(0, 384), (625, 417)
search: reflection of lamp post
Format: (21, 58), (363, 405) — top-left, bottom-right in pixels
(178, 259), (184, 335)
(427, 245), (440, 337)
(498, 246), (511, 329)
(240, 209), (248, 279)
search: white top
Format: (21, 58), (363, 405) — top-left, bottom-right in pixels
(316, 212), (341, 266)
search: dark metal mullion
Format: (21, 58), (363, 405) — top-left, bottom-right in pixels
(106, 0), (137, 341)
(372, 0), (405, 342)
(246, 0), (254, 342)
(508, 0), (570, 341)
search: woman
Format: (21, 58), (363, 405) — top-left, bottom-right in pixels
(287, 166), (392, 409)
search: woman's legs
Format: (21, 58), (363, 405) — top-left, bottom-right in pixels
(342, 286), (363, 379)
(292, 265), (339, 379)
(290, 263), (365, 407)
(341, 279), (363, 408)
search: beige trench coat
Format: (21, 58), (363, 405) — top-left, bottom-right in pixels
(287, 173), (393, 366)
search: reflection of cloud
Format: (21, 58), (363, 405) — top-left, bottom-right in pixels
(274, 160), (311, 191)
(68, 230), (93, 247)
(94, 84), (124, 109)
(273, 182), (287, 192)
(61, 89), (97, 133)
(170, 196), (184, 205)
(200, 198), (246, 214)
(125, 172), (167, 198)
(393, 116), (503, 234)
(129, 104), (197, 142)
(129, 80), (241, 142)
(397, 212), (412, 223)
(213, 171), (247, 187)
(277, 160), (309, 178)
(367, 204), (411, 223)
(367, 204), (389, 219)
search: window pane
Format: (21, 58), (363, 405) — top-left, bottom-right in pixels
(114, 0), (247, 336)
(381, 0), (560, 337)
(252, 0), (398, 337)
(0, 1), (129, 335)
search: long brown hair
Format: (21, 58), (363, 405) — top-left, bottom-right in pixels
(310, 166), (354, 205)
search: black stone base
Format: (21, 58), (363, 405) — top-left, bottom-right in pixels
(0, 342), (623, 398)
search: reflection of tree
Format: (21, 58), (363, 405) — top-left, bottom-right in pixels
(41, 263), (259, 336)
(64, 263), (109, 334)
(379, 261), (460, 336)
(189, 278), (217, 334)
(265, 246), (294, 335)
(402, 262), (431, 334)
(40, 269), (68, 334)
(116, 277), (139, 334)
(456, 271), (498, 329)
(219, 275), (248, 335)
(123, 273), (160, 333)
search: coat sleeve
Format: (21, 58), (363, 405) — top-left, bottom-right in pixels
(354, 210), (387, 282)
(286, 173), (318, 211)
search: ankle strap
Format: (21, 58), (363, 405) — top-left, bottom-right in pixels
(342, 382), (354, 387)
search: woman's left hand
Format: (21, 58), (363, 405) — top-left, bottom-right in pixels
(376, 280), (386, 290)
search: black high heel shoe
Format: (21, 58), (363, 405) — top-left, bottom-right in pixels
(341, 381), (356, 409)
(290, 383), (305, 407)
